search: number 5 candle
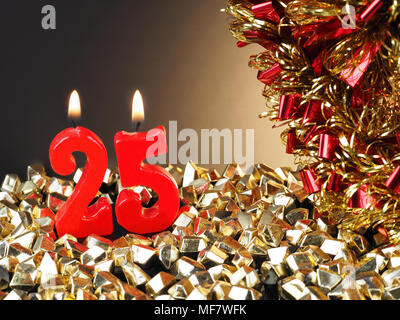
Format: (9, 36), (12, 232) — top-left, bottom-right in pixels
(49, 91), (113, 238)
(114, 90), (180, 234)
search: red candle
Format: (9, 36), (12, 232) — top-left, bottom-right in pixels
(114, 90), (180, 234)
(49, 91), (113, 238)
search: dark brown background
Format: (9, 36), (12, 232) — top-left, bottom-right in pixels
(0, 0), (293, 181)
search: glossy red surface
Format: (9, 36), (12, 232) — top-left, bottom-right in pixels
(49, 127), (113, 238)
(114, 126), (180, 234)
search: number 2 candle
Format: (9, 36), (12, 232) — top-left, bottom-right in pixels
(49, 91), (113, 238)
(114, 90), (180, 234)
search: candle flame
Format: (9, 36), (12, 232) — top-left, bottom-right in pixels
(68, 90), (81, 120)
(132, 90), (145, 123)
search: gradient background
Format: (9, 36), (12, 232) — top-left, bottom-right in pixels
(0, 0), (293, 180)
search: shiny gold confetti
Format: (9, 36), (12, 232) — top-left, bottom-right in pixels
(0, 162), (398, 300)
(226, 0), (400, 247)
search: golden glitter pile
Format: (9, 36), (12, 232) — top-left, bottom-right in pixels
(0, 162), (399, 300)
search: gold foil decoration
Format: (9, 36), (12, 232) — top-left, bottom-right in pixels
(179, 236), (207, 253)
(46, 193), (67, 213)
(168, 277), (194, 299)
(145, 272), (176, 296)
(1, 174), (21, 195)
(286, 252), (317, 273)
(121, 261), (150, 287)
(228, 285), (261, 300)
(317, 268), (342, 291)
(230, 265), (260, 288)
(0, 162), (400, 299)
(158, 244), (179, 270)
(171, 256), (206, 280)
(131, 244), (157, 268)
(280, 276), (311, 300)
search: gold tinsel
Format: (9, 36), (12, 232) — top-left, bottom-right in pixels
(226, 0), (400, 243)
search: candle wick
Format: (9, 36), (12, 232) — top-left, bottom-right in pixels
(135, 122), (141, 132)
(69, 119), (78, 128)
